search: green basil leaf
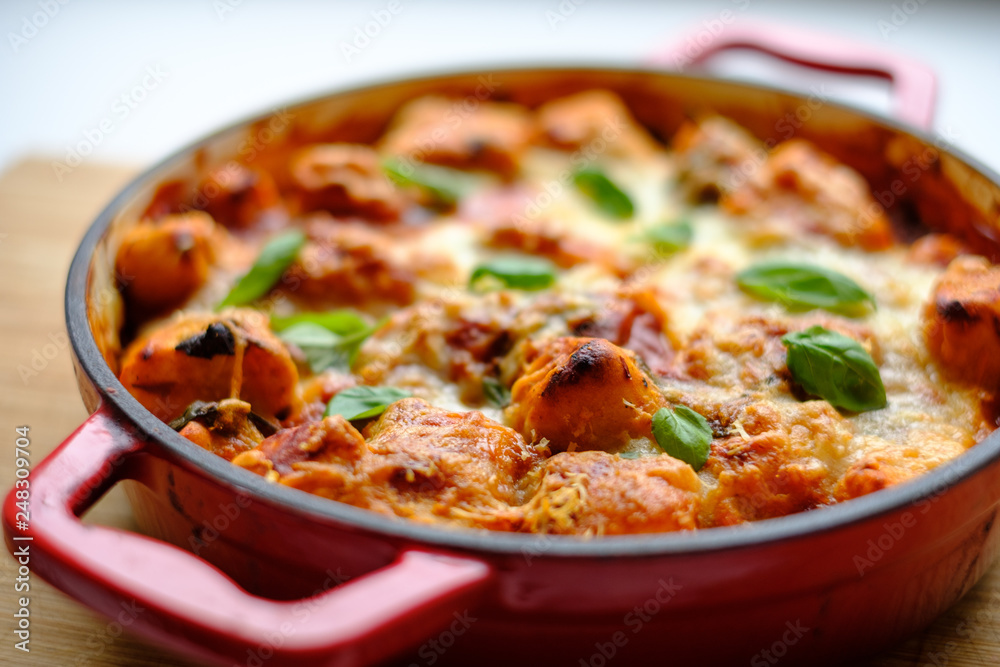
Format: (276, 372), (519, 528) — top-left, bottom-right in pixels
(652, 405), (712, 471)
(324, 386), (411, 421)
(217, 229), (306, 310)
(646, 220), (693, 254)
(781, 325), (887, 413)
(270, 309), (368, 335)
(469, 256), (556, 291)
(482, 377), (512, 408)
(736, 262), (874, 316)
(279, 321), (374, 373)
(573, 167), (634, 220)
(382, 158), (472, 206)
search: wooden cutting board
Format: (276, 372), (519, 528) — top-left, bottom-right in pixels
(1, 157), (999, 667)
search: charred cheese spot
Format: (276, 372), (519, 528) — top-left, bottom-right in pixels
(924, 255), (1000, 388)
(119, 309), (300, 422)
(506, 337), (665, 453)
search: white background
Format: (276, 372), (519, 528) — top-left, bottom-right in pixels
(2, 0), (999, 174)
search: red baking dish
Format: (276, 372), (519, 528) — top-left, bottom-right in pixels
(6, 25), (1000, 667)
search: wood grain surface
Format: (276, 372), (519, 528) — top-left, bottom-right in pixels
(1, 158), (999, 667)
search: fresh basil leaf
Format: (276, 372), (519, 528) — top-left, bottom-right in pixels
(469, 256), (556, 291)
(736, 262), (874, 316)
(646, 220), (693, 254)
(482, 377), (511, 408)
(573, 167), (634, 220)
(279, 321), (374, 373)
(324, 386), (411, 421)
(382, 158), (471, 206)
(781, 325), (886, 413)
(217, 229), (306, 310)
(652, 405), (712, 471)
(279, 323), (347, 373)
(270, 309), (368, 335)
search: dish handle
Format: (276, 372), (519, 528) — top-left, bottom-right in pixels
(2, 406), (493, 667)
(648, 21), (937, 130)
